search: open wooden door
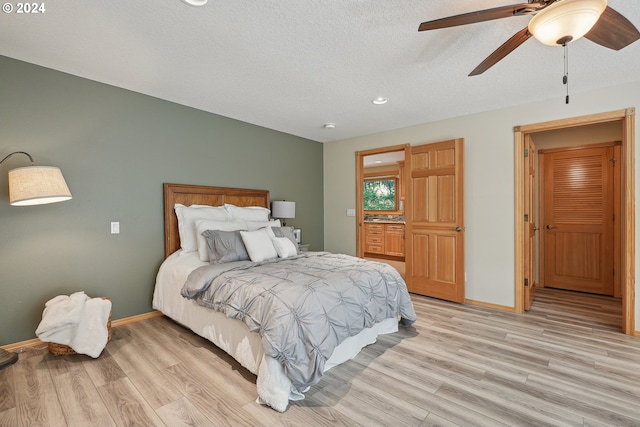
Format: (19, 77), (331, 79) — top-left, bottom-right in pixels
(405, 139), (464, 303)
(524, 135), (537, 310)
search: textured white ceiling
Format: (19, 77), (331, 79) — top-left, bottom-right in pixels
(1, 1), (638, 143)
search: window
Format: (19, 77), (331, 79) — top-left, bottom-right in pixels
(364, 177), (397, 211)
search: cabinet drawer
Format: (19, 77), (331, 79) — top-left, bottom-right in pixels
(385, 224), (405, 233)
(366, 235), (384, 244)
(365, 223), (384, 233)
(366, 244), (384, 254)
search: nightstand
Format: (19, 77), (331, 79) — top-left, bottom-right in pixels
(298, 243), (310, 252)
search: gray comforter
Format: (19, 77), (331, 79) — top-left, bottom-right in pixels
(181, 252), (416, 392)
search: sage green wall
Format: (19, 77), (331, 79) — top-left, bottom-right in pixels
(0, 56), (323, 345)
(324, 81), (640, 331)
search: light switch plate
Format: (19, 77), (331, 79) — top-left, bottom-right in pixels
(346, 208), (356, 217)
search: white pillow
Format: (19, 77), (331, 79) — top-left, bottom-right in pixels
(195, 219), (247, 262)
(240, 228), (278, 262)
(175, 204), (230, 253)
(225, 204), (271, 222)
(245, 219), (281, 231)
(271, 237), (298, 259)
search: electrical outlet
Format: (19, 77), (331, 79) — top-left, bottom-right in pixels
(111, 222), (120, 234)
(346, 208), (356, 217)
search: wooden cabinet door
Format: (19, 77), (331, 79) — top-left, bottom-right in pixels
(405, 139), (464, 303)
(542, 145), (616, 295)
(385, 224), (405, 256)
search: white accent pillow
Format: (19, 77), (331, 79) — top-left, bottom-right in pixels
(175, 204), (230, 253)
(271, 237), (298, 259)
(225, 204), (271, 222)
(240, 228), (278, 262)
(195, 219), (247, 262)
(245, 219), (281, 231)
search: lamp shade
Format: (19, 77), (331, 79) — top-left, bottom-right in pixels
(271, 200), (295, 219)
(8, 166), (72, 206)
(528, 0), (607, 46)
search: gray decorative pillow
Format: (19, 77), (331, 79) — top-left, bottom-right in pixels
(202, 229), (250, 264)
(271, 226), (300, 254)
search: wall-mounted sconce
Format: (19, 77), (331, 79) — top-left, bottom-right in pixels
(0, 151), (72, 206)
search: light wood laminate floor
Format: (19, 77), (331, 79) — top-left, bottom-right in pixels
(1, 288), (638, 427)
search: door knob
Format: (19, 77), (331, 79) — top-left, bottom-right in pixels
(455, 226), (463, 232)
(546, 224), (553, 230)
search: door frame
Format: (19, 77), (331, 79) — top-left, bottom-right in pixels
(514, 108), (636, 334)
(355, 144), (410, 259)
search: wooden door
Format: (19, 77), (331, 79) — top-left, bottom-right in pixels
(524, 136), (537, 310)
(405, 139), (464, 303)
(541, 145), (617, 295)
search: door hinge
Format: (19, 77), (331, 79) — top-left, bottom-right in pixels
(524, 214), (529, 222)
(524, 278), (529, 287)
(524, 149), (529, 158)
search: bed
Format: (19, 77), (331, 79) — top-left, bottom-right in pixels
(152, 183), (416, 412)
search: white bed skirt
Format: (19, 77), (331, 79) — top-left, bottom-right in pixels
(152, 251), (398, 412)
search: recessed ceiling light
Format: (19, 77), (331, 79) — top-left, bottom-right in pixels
(181, 0), (207, 6)
(323, 123), (336, 129)
(372, 97), (388, 105)
(374, 160), (382, 164)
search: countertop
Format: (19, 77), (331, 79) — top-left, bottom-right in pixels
(364, 219), (405, 224)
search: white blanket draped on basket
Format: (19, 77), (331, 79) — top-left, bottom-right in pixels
(35, 291), (112, 358)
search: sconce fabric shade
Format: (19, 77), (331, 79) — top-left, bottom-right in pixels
(9, 166), (72, 206)
(528, 0), (607, 46)
(271, 200), (295, 219)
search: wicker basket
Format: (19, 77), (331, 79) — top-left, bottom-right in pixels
(48, 297), (112, 356)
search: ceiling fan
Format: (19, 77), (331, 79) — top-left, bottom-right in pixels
(418, 0), (640, 76)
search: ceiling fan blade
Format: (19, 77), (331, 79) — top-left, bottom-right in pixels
(419, 3), (545, 31)
(469, 27), (533, 76)
(585, 6), (640, 50)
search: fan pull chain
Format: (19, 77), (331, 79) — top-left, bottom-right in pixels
(563, 42), (569, 104)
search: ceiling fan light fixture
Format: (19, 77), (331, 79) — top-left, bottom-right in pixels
(528, 0), (607, 46)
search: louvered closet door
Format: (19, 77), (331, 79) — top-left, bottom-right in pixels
(542, 145), (615, 295)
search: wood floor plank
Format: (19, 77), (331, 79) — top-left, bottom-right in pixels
(420, 413), (463, 427)
(106, 340), (182, 410)
(119, 322), (181, 371)
(96, 377), (164, 427)
(81, 350), (127, 388)
(311, 385), (411, 427)
(156, 396), (215, 427)
(0, 360), (16, 412)
(163, 362), (262, 426)
(46, 350), (89, 378)
(52, 369), (116, 427)
(525, 373), (640, 425)
(0, 408), (17, 427)
(12, 350), (67, 427)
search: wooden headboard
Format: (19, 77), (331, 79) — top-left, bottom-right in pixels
(163, 183), (270, 258)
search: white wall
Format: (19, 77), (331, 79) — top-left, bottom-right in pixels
(324, 80), (640, 330)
